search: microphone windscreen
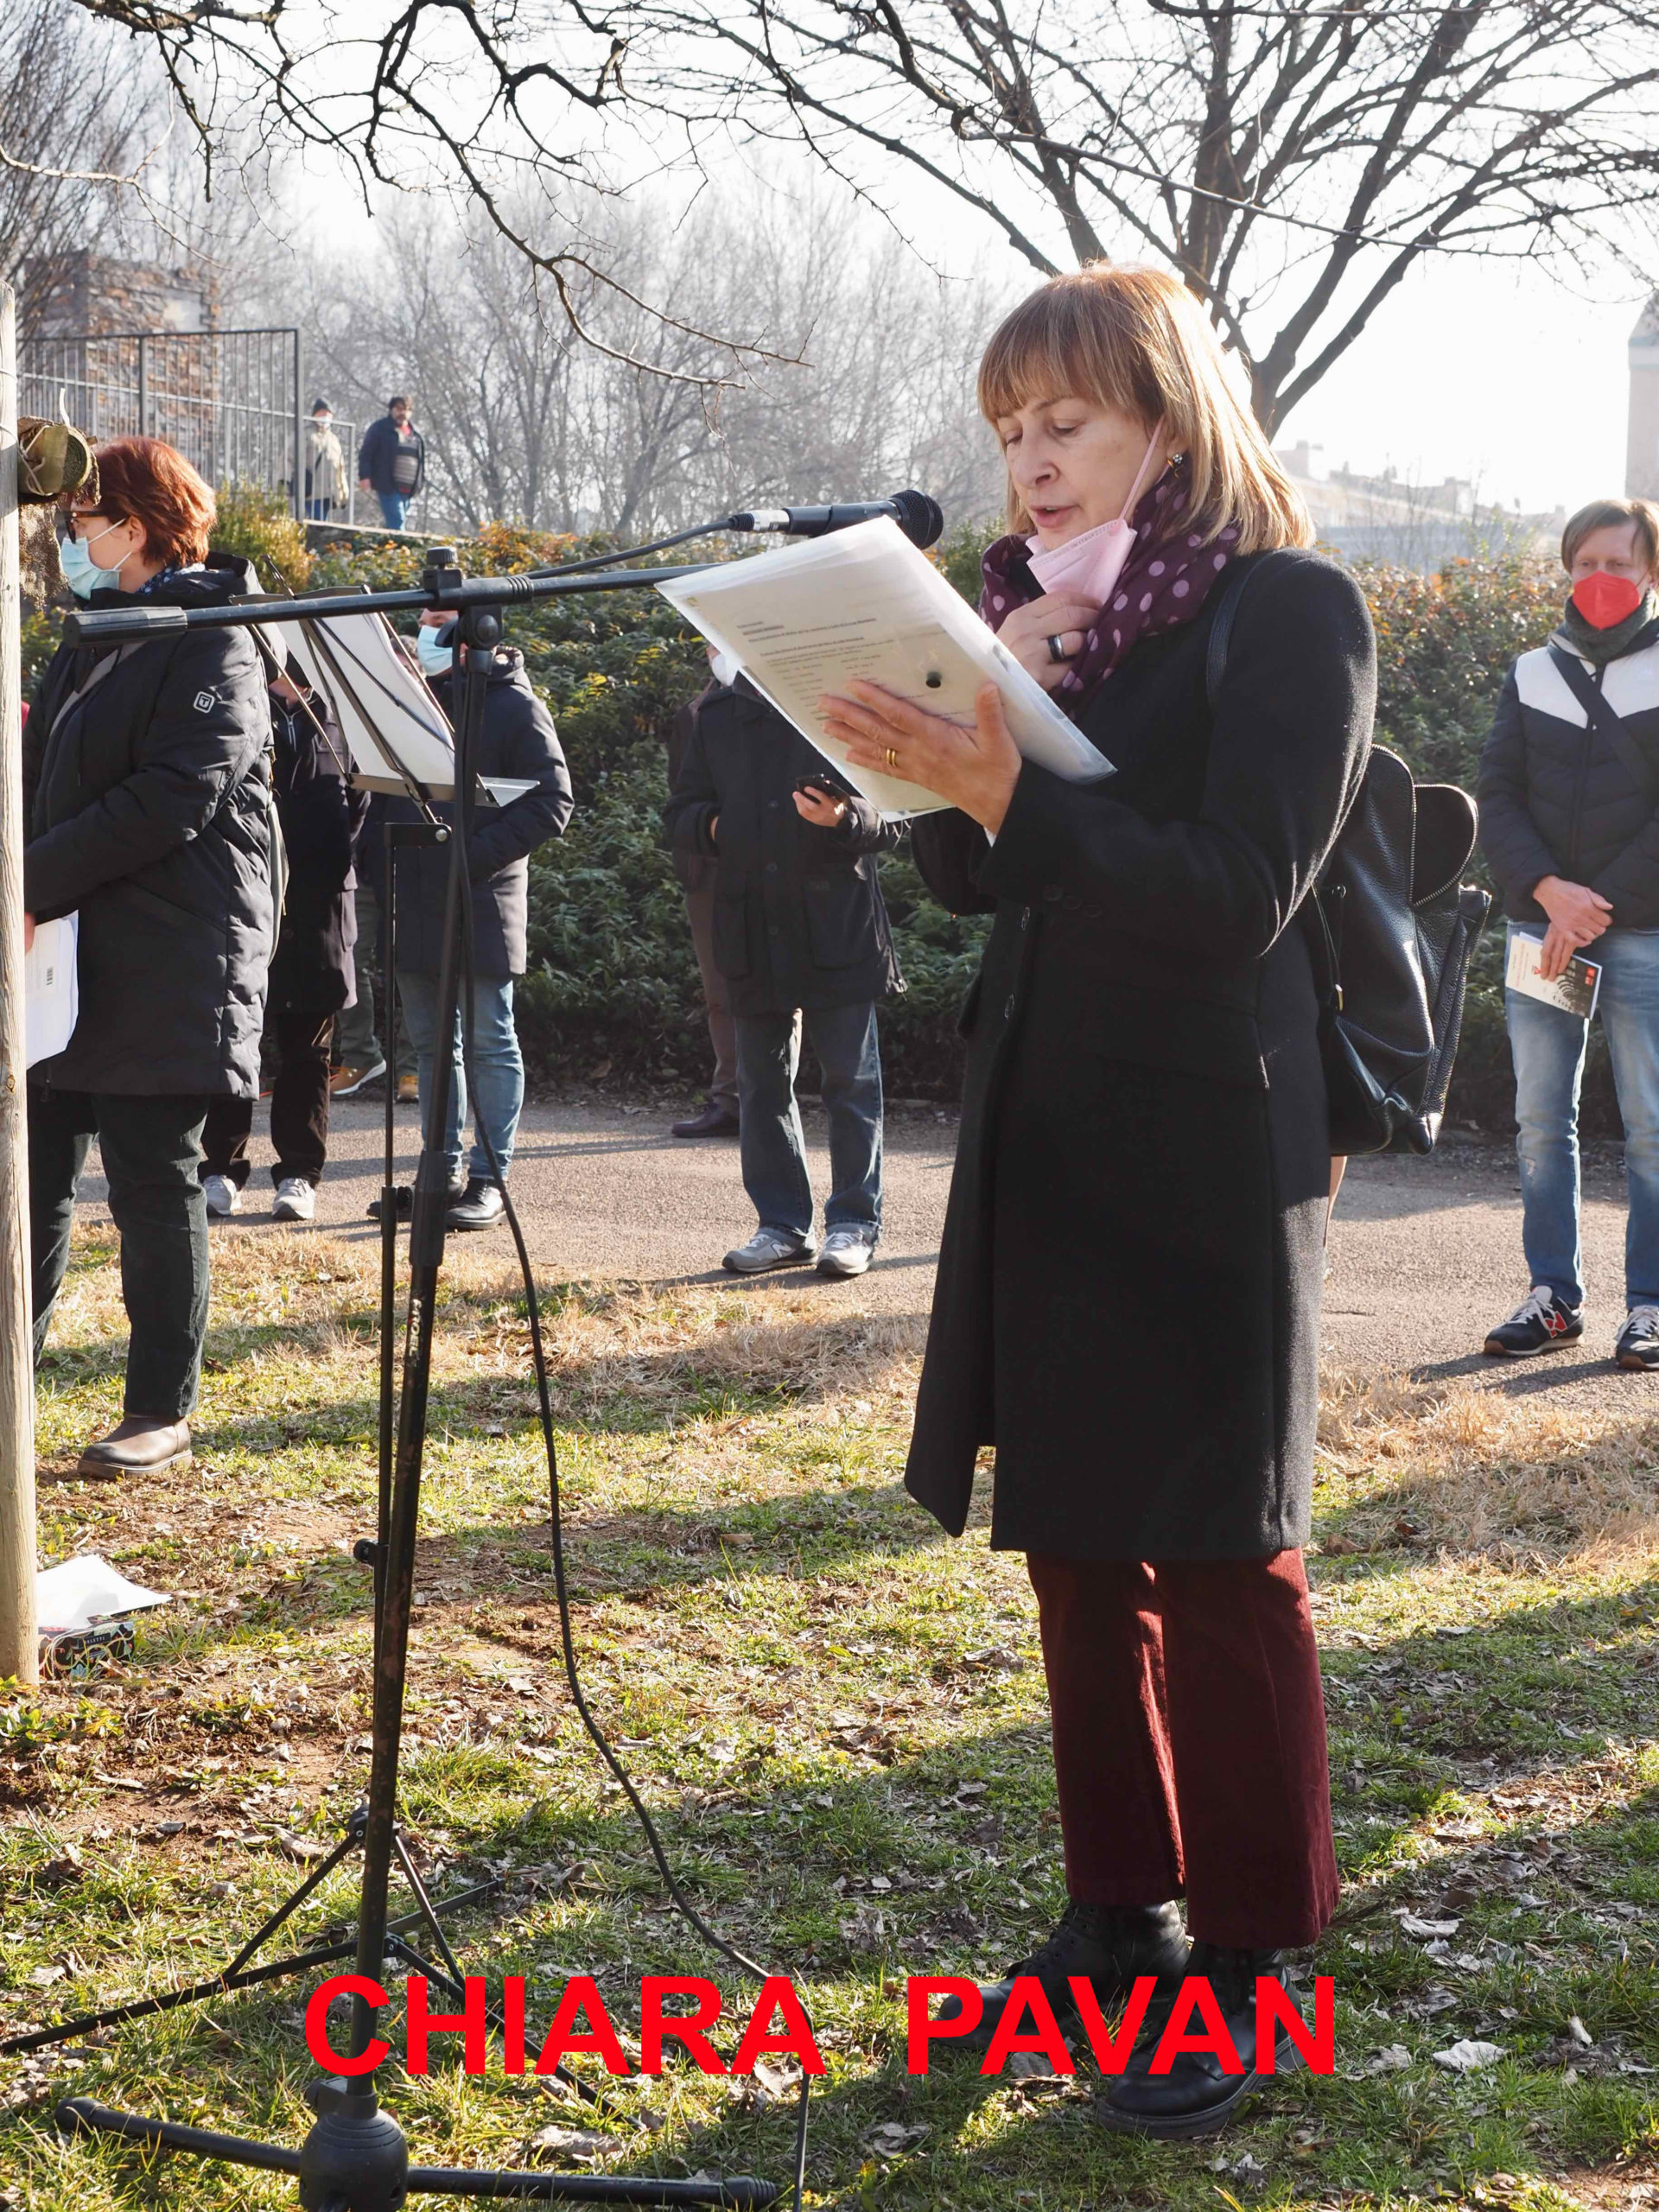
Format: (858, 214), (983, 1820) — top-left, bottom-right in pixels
(891, 489), (945, 550)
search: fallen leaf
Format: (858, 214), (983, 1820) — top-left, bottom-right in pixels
(524, 2126), (626, 2164)
(866, 2122), (929, 2157)
(1567, 2014), (1594, 2047)
(1363, 2044), (1413, 2073)
(1398, 1913), (1461, 1939)
(1433, 2038), (1505, 2073)
(274, 1830), (331, 1863)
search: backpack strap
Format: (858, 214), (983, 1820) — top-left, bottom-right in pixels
(1547, 643), (1657, 802)
(1205, 549), (1294, 712)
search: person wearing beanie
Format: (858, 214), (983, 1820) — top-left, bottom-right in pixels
(1478, 496), (1659, 1369)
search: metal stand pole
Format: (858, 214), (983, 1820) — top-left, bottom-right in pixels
(46, 551), (781, 2210)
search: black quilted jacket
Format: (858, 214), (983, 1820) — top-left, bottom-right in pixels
(1478, 626), (1659, 926)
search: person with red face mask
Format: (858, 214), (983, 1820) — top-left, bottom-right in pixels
(1478, 497), (1659, 1366)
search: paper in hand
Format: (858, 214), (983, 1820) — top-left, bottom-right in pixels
(25, 913), (78, 1067)
(656, 518), (1114, 817)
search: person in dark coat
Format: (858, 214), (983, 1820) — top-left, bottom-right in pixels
(25, 437), (273, 1481)
(356, 397), (426, 531)
(1477, 497), (1659, 1370)
(664, 668), (904, 1277)
(664, 667), (740, 1139)
(820, 266), (1375, 2138)
(200, 663), (370, 1221)
(369, 610), (573, 1231)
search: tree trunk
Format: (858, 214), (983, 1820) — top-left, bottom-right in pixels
(0, 283), (37, 1686)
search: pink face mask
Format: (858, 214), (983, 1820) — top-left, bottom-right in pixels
(1027, 426), (1166, 608)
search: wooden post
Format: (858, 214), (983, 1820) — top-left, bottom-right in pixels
(0, 283), (37, 1687)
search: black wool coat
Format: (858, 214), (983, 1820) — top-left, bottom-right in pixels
(1477, 625), (1659, 927)
(356, 415), (427, 499)
(266, 683), (371, 1015)
(663, 679), (904, 1016)
(371, 647), (573, 976)
(906, 550), (1375, 1562)
(24, 556), (275, 1098)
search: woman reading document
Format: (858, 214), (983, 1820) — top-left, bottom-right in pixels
(821, 265), (1375, 2135)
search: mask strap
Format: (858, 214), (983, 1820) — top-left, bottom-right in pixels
(1116, 424), (1166, 524)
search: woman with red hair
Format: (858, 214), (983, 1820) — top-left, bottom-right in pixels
(24, 436), (274, 1480)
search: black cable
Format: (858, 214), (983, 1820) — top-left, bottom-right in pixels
(524, 523), (735, 579)
(436, 717), (811, 2211)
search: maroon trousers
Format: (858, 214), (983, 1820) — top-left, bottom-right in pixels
(1027, 1550), (1338, 1949)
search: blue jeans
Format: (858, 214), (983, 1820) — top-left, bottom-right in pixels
(397, 970), (524, 1185)
(1506, 923), (1659, 1310)
(378, 492), (410, 530)
(735, 1003), (883, 1241)
(305, 499), (334, 521)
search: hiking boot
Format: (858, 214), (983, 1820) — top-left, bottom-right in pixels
(672, 1103), (741, 1139)
(935, 1899), (1190, 2054)
(1616, 1305), (1659, 1370)
(818, 1225), (875, 1277)
(1483, 1285), (1583, 1357)
(75, 1416), (193, 1482)
(202, 1173), (241, 1218)
(397, 1073), (420, 1105)
(1098, 1943), (1298, 2138)
(447, 1177), (505, 1232)
(272, 1176), (316, 1223)
(722, 1227), (817, 1274)
(329, 1058), (386, 1097)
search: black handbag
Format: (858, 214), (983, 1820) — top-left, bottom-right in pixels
(1206, 556), (1492, 1155)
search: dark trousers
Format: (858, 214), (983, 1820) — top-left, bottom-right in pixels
(202, 1009), (335, 1186)
(29, 1088), (212, 1422)
(735, 1002), (883, 1240)
(683, 882), (739, 1115)
(1027, 1549), (1338, 1949)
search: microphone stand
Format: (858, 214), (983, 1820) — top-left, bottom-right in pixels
(39, 544), (784, 2211)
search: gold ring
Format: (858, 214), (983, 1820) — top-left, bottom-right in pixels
(885, 746), (900, 770)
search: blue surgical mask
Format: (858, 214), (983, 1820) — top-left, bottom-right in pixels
(416, 626), (454, 677)
(59, 519), (125, 601)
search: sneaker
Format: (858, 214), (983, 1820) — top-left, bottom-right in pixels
(935, 1899), (1190, 2055)
(1616, 1305), (1659, 1370)
(272, 1176), (317, 1223)
(202, 1173), (242, 1218)
(447, 1177), (505, 1232)
(1483, 1285), (1583, 1357)
(818, 1225), (875, 1277)
(397, 1073), (420, 1105)
(722, 1227), (817, 1274)
(328, 1058), (386, 1097)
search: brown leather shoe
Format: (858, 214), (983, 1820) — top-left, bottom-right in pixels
(672, 1103), (741, 1139)
(396, 1073), (420, 1104)
(75, 1417), (193, 1482)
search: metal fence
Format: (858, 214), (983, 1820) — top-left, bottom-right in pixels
(17, 327), (359, 524)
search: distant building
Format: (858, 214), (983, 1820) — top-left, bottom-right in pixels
(22, 251), (214, 338)
(1273, 439), (1560, 569)
(1627, 295), (1659, 501)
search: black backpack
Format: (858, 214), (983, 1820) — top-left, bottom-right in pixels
(1206, 556), (1491, 1156)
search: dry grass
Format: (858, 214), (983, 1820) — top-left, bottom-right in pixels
(1317, 1366), (1659, 1565)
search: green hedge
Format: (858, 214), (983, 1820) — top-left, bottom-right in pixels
(27, 492), (1599, 1128)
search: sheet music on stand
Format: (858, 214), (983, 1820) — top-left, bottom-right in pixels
(281, 594), (459, 803)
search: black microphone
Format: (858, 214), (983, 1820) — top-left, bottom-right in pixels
(726, 488), (944, 550)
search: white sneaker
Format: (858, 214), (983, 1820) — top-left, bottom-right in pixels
(203, 1174), (242, 1218)
(272, 1176), (317, 1223)
(817, 1224), (875, 1277)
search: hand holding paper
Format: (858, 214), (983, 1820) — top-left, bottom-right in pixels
(823, 680), (1024, 836)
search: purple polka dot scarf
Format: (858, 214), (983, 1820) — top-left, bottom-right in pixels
(980, 458), (1241, 718)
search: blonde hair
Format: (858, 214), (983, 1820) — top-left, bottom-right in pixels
(978, 264), (1313, 556)
(1561, 497), (1659, 576)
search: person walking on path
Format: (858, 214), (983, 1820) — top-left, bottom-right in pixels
(665, 658), (741, 1140)
(821, 264), (1373, 2135)
(1478, 496), (1659, 1370)
(357, 397), (426, 531)
(25, 438), (273, 1480)
(303, 401), (348, 522)
(664, 670), (903, 1278)
(369, 611), (572, 1231)
(201, 662), (368, 1222)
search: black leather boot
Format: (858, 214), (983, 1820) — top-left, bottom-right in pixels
(1097, 1942), (1298, 2137)
(937, 1899), (1189, 2054)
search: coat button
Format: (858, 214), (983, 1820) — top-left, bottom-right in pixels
(1064, 894), (1081, 912)
(766, 861), (779, 874)
(1084, 901), (1103, 918)
(1044, 884), (1063, 902)
(768, 798), (779, 810)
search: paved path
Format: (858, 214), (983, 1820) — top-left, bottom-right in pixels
(72, 1094), (1650, 1411)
